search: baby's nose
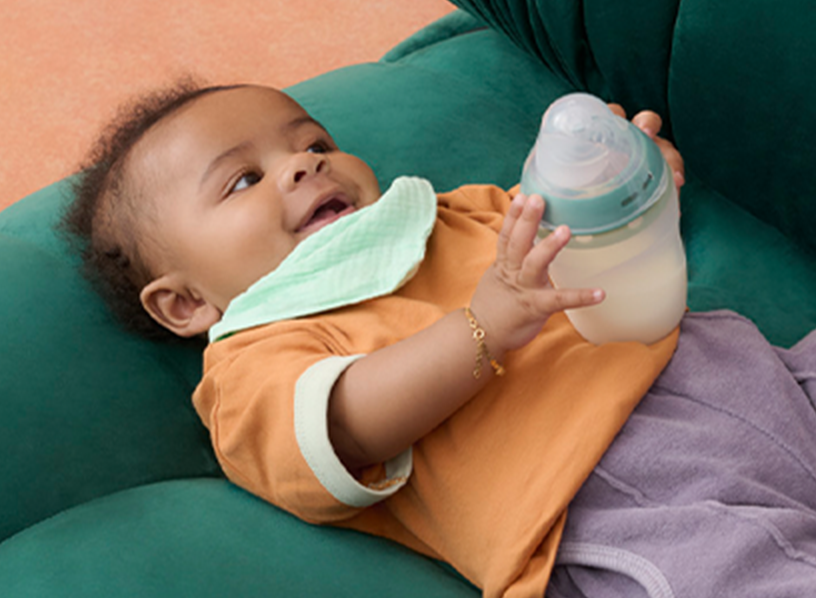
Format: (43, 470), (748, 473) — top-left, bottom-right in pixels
(282, 152), (328, 190)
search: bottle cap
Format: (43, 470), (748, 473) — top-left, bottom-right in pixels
(521, 93), (667, 234)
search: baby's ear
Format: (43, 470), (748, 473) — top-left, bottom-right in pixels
(140, 275), (221, 338)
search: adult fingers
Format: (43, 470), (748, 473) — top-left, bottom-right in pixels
(655, 137), (686, 189)
(631, 110), (663, 138)
(607, 103), (626, 119)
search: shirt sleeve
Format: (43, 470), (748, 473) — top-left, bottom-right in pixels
(193, 323), (412, 524)
(294, 355), (412, 507)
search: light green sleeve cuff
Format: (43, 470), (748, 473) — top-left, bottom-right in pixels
(294, 355), (413, 507)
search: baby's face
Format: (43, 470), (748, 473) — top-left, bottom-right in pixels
(133, 86), (381, 314)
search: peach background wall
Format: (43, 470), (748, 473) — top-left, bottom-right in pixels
(0, 0), (454, 212)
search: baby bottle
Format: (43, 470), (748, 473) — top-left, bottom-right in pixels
(521, 93), (687, 344)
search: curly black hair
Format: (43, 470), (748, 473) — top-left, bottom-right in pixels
(61, 80), (243, 341)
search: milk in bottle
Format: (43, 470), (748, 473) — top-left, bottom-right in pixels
(521, 93), (687, 344)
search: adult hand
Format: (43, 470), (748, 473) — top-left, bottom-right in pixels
(608, 103), (686, 191)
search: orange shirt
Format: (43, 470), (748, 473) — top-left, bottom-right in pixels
(193, 184), (678, 597)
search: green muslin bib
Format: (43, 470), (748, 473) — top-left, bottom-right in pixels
(209, 176), (437, 342)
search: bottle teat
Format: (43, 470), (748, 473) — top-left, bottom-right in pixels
(521, 93), (667, 235)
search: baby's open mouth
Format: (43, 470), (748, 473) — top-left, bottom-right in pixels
(298, 196), (354, 233)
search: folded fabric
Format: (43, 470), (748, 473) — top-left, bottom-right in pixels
(549, 310), (816, 597)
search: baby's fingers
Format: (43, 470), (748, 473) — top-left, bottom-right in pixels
(499, 194), (545, 270)
(497, 194), (523, 260)
(521, 225), (604, 309)
(540, 286), (605, 314)
(518, 224), (570, 286)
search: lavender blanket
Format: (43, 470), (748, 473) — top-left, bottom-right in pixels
(547, 311), (816, 598)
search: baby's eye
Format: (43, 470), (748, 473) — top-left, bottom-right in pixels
(230, 171), (262, 194)
(307, 140), (332, 154)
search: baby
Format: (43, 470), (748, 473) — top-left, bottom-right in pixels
(64, 83), (816, 598)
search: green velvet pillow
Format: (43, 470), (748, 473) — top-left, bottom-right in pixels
(0, 479), (477, 597)
(670, 0), (816, 251)
(0, 188), (218, 542)
(449, 0), (681, 122)
(681, 174), (816, 347)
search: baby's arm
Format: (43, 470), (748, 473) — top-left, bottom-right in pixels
(329, 194), (603, 473)
(330, 106), (682, 475)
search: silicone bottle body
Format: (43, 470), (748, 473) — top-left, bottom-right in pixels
(521, 93), (687, 344)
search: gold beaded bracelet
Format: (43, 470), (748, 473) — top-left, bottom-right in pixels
(464, 307), (506, 379)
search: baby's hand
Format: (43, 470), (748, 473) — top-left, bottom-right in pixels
(608, 104), (686, 191)
(469, 194), (604, 356)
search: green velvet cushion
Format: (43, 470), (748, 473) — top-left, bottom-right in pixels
(681, 174), (816, 348)
(670, 0), (816, 251)
(0, 190), (217, 542)
(449, 0), (681, 126)
(0, 479), (477, 597)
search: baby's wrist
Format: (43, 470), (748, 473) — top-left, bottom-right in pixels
(463, 307), (506, 379)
